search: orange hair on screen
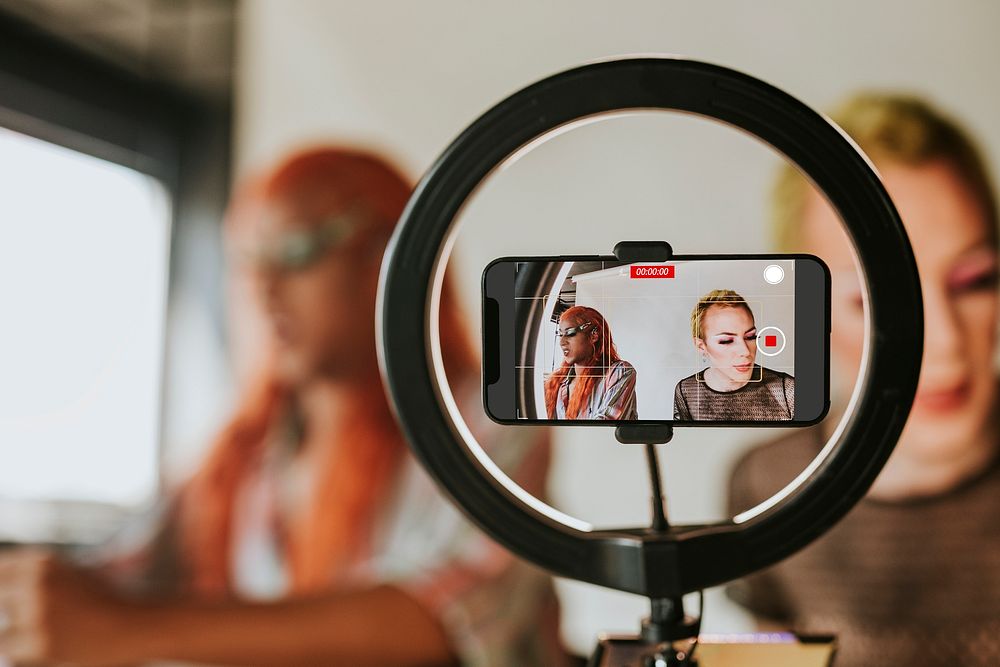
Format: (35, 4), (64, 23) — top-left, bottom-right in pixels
(178, 148), (475, 595)
(544, 306), (621, 419)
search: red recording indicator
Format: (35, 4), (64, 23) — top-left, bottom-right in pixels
(630, 265), (675, 279)
(764, 334), (778, 347)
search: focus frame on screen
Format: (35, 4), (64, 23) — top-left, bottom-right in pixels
(483, 253), (830, 427)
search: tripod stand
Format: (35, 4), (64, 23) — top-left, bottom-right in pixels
(588, 426), (703, 667)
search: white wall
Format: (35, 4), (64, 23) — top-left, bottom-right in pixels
(234, 0), (1000, 654)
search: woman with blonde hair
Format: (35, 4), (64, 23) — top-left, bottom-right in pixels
(0, 148), (564, 666)
(728, 94), (1000, 666)
(673, 289), (794, 421)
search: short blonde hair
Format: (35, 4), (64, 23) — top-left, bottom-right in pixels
(691, 289), (753, 339)
(772, 93), (999, 250)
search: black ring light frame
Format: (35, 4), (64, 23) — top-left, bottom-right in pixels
(378, 57), (922, 599)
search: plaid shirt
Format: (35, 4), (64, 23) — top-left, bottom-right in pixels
(99, 390), (569, 667)
(554, 360), (638, 420)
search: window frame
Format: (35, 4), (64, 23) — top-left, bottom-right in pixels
(0, 11), (232, 532)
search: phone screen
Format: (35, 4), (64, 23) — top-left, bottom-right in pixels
(482, 255), (829, 425)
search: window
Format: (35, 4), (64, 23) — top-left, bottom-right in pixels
(0, 127), (169, 523)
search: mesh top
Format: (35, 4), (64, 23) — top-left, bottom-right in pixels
(673, 365), (795, 421)
(728, 427), (1000, 667)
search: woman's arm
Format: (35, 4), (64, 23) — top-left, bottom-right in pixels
(673, 381), (691, 420)
(0, 550), (456, 667)
(130, 582), (457, 667)
(783, 374), (795, 418)
(594, 362), (637, 419)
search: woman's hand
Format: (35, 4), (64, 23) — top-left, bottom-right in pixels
(0, 549), (138, 666)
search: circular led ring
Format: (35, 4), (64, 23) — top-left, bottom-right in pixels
(378, 57), (922, 596)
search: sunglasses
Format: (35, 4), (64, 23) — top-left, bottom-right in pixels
(240, 211), (361, 271)
(556, 322), (594, 338)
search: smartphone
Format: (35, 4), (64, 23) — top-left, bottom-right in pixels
(482, 254), (829, 425)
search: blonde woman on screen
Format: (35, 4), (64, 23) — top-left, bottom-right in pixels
(673, 289), (794, 421)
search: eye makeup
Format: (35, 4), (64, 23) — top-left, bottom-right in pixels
(715, 330), (757, 345)
(948, 248), (999, 293)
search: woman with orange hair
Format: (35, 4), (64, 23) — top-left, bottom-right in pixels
(0, 148), (564, 666)
(544, 305), (638, 420)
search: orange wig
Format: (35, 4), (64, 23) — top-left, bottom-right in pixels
(544, 306), (621, 419)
